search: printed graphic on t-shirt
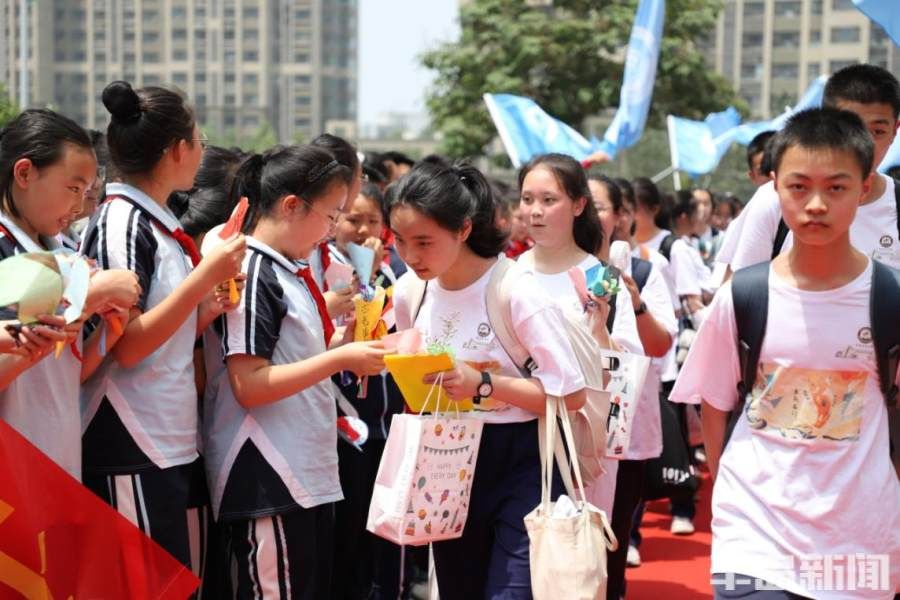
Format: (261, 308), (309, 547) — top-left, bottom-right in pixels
(747, 364), (868, 441)
(871, 234), (899, 267)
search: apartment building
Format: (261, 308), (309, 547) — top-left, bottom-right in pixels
(701, 0), (900, 118)
(0, 0), (357, 142)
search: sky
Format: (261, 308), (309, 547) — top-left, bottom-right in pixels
(358, 0), (460, 126)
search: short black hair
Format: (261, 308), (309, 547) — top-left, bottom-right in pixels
(381, 151), (415, 167)
(747, 130), (776, 171)
(823, 64), (900, 120)
(770, 108), (874, 177)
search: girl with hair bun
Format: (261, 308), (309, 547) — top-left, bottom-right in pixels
(79, 81), (246, 571)
(205, 144), (389, 597)
(0, 108), (140, 480)
(388, 160), (587, 598)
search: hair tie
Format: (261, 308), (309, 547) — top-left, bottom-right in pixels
(308, 159), (339, 184)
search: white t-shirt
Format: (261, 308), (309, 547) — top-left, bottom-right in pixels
(670, 262), (900, 599)
(518, 252), (642, 355)
(623, 255), (678, 460)
(634, 245), (680, 382)
(641, 229), (704, 299)
(714, 203), (750, 266)
(393, 262), (585, 424)
(730, 175), (900, 271)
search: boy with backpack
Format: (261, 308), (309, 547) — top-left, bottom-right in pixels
(726, 64), (900, 273)
(671, 108), (899, 599)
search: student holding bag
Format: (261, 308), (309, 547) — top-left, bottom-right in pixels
(80, 81), (246, 569)
(204, 145), (389, 599)
(389, 160), (586, 599)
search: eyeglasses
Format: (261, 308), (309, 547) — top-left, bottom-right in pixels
(193, 132), (209, 149)
(360, 172), (370, 183)
(304, 200), (343, 226)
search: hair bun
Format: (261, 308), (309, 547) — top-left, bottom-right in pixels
(102, 81), (142, 123)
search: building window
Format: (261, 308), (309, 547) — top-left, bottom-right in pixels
(741, 63), (762, 80)
(830, 59), (857, 72)
(173, 72), (188, 86)
(294, 75), (311, 85)
(243, 50), (259, 61)
(225, 94), (236, 106)
(808, 62), (821, 79)
(143, 31), (159, 43)
(225, 73), (236, 83)
(742, 33), (764, 47)
(809, 30), (821, 45)
(243, 74), (259, 86)
(773, 32), (800, 48)
(244, 94), (258, 105)
(142, 9), (158, 20)
(811, 0), (823, 14)
(772, 63), (799, 78)
(243, 7), (259, 18)
(173, 49), (188, 61)
(95, 51), (106, 62)
(774, 1), (800, 17)
(143, 52), (160, 63)
(144, 74), (161, 85)
(172, 6), (187, 19)
(173, 29), (187, 41)
(196, 72), (207, 83)
(294, 52), (309, 62)
(743, 1), (764, 17)
(831, 0), (854, 9)
(244, 29), (259, 40)
(831, 26), (860, 43)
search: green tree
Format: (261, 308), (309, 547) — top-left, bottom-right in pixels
(0, 84), (19, 129)
(421, 0), (746, 160)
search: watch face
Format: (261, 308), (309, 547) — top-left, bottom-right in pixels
(478, 383), (492, 397)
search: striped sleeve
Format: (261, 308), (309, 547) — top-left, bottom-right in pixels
(223, 253), (286, 360)
(81, 200), (158, 311)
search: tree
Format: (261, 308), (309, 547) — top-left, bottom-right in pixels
(0, 84), (18, 129)
(421, 0), (746, 160)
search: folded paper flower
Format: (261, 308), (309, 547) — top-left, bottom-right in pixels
(325, 261), (354, 291)
(353, 286), (388, 341)
(385, 352), (473, 413)
(0, 251), (90, 324)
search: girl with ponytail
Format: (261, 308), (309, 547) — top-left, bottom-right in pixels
(388, 160), (587, 598)
(204, 144), (389, 597)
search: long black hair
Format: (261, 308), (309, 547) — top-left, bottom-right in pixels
(231, 145), (353, 234)
(519, 153), (602, 254)
(0, 109), (93, 218)
(177, 146), (248, 237)
(384, 161), (507, 258)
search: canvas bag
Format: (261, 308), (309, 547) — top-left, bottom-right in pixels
(524, 395), (618, 600)
(366, 378), (484, 546)
(401, 256), (611, 487)
(600, 349), (651, 459)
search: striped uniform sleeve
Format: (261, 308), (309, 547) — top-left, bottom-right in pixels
(81, 200), (158, 311)
(222, 253), (286, 360)
(0, 233), (18, 259)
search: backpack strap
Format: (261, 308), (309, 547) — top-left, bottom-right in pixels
(658, 233), (675, 262)
(630, 256), (652, 293)
(871, 261), (900, 408)
(485, 256), (537, 377)
(727, 262), (771, 447)
(398, 276), (428, 331)
(894, 177), (900, 241)
(771, 219), (789, 259)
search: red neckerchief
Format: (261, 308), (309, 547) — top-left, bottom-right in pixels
(0, 222), (82, 360)
(505, 239), (533, 259)
(318, 240), (332, 292)
(104, 195), (201, 267)
(296, 266), (335, 347)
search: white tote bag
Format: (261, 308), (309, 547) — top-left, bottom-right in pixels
(366, 378), (484, 546)
(524, 396), (618, 600)
(600, 349), (651, 459)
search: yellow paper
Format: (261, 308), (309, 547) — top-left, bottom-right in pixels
(353, 287), (387, 341)
(385, 352), (473, 413)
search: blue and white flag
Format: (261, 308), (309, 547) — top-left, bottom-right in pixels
(667, 107), (741, 176)
(597, 0), (665, 159)
(733, 75), (828, 144)
(879, 134), (900, 173)
(483, 93), (596, 167)
(853, 0), (900, 47)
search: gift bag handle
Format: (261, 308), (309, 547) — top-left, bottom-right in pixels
(538, 396), (590, 513)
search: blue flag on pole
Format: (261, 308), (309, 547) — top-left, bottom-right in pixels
(483, 93), (596, 167)
(597, 0), (665, 159)
(667, 107), (741, 177)
(853, 0), (900, 46)
(732, 76), (827, 144)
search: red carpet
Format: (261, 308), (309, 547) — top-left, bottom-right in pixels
(626, 468), (714, 599)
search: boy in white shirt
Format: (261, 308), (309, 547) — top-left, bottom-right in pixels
(672, 108), (899, 599)
(724, 64), (900, 273)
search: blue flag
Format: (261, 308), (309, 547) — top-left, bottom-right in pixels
(598, 0), (665, 159)
(853, 0), (900, 46)
(879, 134), (900, 173)
(733, 76), (827, 144)
(667, 107), (741, 176)
(483, 93), (596, 167)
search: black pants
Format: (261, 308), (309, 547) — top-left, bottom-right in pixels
(606, 459), (647, 600)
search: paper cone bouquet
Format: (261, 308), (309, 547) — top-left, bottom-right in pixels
(0, 250), (91, 325)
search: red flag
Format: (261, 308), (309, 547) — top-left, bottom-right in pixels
(0, 420), (199, 599)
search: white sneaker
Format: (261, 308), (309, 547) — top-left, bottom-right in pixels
(626, 544), (641, 567)
(670, 516), (695, 535)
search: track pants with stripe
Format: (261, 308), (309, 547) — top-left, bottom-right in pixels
(227, 503), (335, 600)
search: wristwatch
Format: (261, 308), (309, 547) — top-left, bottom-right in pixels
(634, 301), (648, 316)
(475, 371), (493, 403)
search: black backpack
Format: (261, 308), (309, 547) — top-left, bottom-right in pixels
(658, 233), (676, 262)
(771, 181), (900, 258)
(728, 260), (900, 471)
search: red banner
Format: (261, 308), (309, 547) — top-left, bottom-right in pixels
(0, 419), (199, 599)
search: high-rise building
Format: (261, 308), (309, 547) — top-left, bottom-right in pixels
(0, 0), (357, 142)
(700, 0), (900, 118)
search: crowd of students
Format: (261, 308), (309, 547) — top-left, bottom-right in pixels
(0, 62), (897, 600)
